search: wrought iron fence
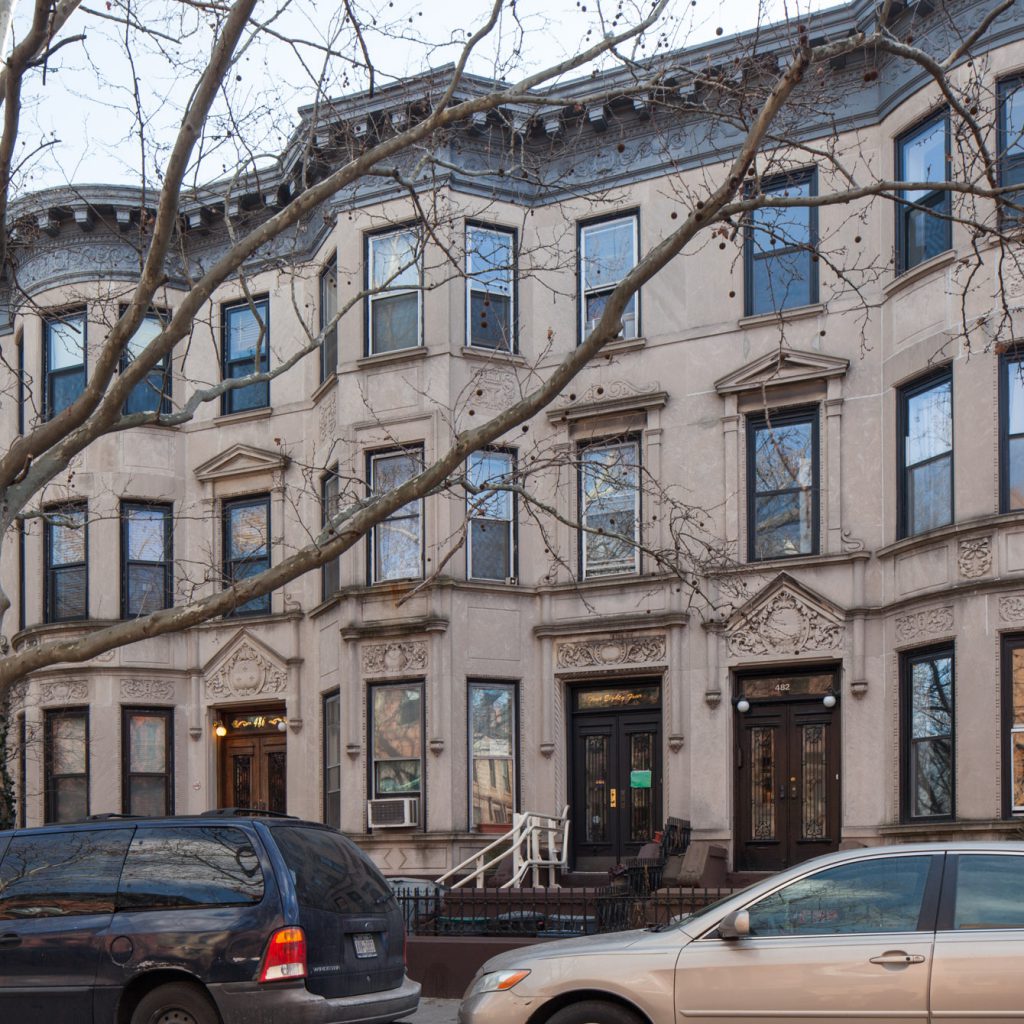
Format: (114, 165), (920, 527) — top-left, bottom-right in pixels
(393, 884), (729, 938)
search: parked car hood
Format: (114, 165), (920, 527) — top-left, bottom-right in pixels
(479, 928), (652, 975)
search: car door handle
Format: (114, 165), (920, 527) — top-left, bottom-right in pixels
(869, 952), (926, 965)
(0, 933), (21, 948)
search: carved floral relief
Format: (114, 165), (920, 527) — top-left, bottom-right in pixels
(555, 633), (667, 670)
(120, 678), (175, 701)
(999, 594), (1024, 622)
(894, 606), (955, 644)
(957, 537), (992, 579)
(727, 588), (844, 657)
(362, 641), (429, 676)
(205, 641), (288, 699)
(39, 679), (89, 704)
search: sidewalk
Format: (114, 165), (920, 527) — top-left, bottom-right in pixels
(403, 997), (461, 1023)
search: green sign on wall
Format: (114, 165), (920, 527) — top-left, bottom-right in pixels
(630, 769), (652, 789)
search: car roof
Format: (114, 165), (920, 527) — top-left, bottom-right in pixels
(0, 813), (335, 839)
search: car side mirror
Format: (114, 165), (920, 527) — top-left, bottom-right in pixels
(718, 910), (750, 940)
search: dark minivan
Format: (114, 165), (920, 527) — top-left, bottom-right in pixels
(0, 813), (420, 1024)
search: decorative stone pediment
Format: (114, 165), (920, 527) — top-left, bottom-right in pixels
(547, 379), (667, 421)
(715, 348), (849, 395)
(554, 631), (667, 674)
(725, 574), (845, 658)
(203, 630), (288, 701)
(195, 443), (289, 483)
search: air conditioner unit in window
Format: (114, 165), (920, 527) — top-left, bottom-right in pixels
(367, 797), (419, 829)
(586, 313), (635, 337)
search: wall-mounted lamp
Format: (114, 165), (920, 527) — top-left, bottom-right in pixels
(214, 724), (228, 738)
(736, 698), (751, 714)
(277, 720), (288, 732)
(822, 694), (837, 709)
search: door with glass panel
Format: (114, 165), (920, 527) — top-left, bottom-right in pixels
(570, 682), (661, 871)
(736, 672), (840, 871)
(217, 708), (287, 813)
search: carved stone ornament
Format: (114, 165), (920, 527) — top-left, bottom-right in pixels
(362, 641), (428, 676)
(572, 380), (659, 405)
(894, 606), (955, 644)
(727, 588), (844, 657)
(471, 368), (517, 410)
(120, 678), (175, 702)
(40, 679), (89, 705)
(999, 594), (1024, 622)
(958, 536), (992, 579)
(205, 641), (287, 700)
(555, 633), (667, 670)
(318, 389), (337, 447)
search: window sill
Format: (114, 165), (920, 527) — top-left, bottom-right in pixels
(738, 303), (825, 330)
(215, 406), (273, 426)
(312, 373), (337, 403)
(592, 335), (646, 358)
(884, 249), (956, 298)
(460, 346), (525, 365)
(355, 346), (428, 370)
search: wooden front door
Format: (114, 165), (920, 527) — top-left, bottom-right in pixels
(735, 677), (841, 871)
(219, 731), (287, 813)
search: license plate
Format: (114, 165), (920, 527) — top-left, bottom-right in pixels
(353, 933), (377, 959)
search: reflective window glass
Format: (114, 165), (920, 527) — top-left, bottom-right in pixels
(900, 372), (952, 538)
(580, 215), (638, 340)
(954, 855), (1024, 929)
(580, 441), (639, 578)
(369, 449), (423, 583)
(467, 450), (514, 581)
(904, 648), (954, 820)
(371, 684), (422, 797)
(470, 683), (515, 827)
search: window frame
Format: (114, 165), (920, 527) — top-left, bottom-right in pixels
(895, 110), (952, 275)
(900, 643), (956, 824)
(321, 465), (341, 600)
(221, 494), (271, 617)
(467, 447), (517, 583)
(119, 307), (172, 415)
(120, 501), (173, 618)
(43, 308), (87, 421)
(998, 74), (1024, 219)
(44, 706), (89, 823)
(365, 225), (423, 356)
(743, 168), (819, 317)
(1000, 348), (1024, 514)
(366, 445), (425, 585)
(44, 501), (88, 623)
(220, 295), (271, 415)
(577, 210), (640, 346)
(367, 680), (425, 808)
(319, 253), (338, 383)
(465, 221), (517, 352)
(467, 680), (519, 829)
(745, 405), (820, 562)
(121, 706), (174, 816)
(1001, 633), (1024, 819)
(577, 436), (642, 580)
(897, 366), (953, 540)
(323, 689), (341, 828)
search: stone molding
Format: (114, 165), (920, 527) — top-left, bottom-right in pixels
(362, 640), (429, 676)
(957, 536), (992, 579)
(999, 594), (1024, 622)
(726, 579), (844, 657)
(894, 606), (955, 645)
(39, 679), (88, 705)
(120, 678), (176, 702)
(554, 632), (666, 672)
(205, 635), (288, 700)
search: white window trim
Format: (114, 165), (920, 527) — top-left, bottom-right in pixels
(368, 448), (424, 584)
(580, 439), (641, 580)
(367, 229), (423, 355)
(579, 214), (639, 342)
(467, 449), (515, 582)
(465, 224), (515, 351)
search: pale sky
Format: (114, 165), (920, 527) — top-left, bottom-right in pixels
(21, 0), (846, 193)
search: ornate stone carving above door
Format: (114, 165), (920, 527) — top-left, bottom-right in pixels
(120, 678), (175, 702)
(554, 633), (667, 671)
(204, 631), (289, 700)
(362, 640), (428, 676)
(894, 606), (954, 644)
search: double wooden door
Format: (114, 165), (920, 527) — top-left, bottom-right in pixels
(219, 733), (287, 813)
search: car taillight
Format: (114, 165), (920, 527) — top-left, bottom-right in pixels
(260, 926), (307, 983)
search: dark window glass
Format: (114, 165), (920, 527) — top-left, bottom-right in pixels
(223, 496), (270, 616)
(322, 469), (340, 599)
(122, 708), (173, 816)
(121, 312), (171, 415)
(467, 225), (514, 350)
(470, 682), (516, 827)
(45, 503), (87, 622)
(368, 229), (420, 354)
(580, 441), (640, 578)
(44, 708), (89, 823)
(121, 502), (172, 617)
(368, 448), (423, 583)
(467, 449), (514, 581)
(746, 172), (817, 315)
(999, 77), (1024, 219)
(371, 684), (422, 798)
(747, 856), (933, 936)
(899, 371), (952, 538)
(1005, 638), (1024, 815)
(0, 829), (132, 919)
(44, 311), (86, 419)
(897, 113), (951, 272)
(747, 408), (818, 560)
(1003, 355), (1024, 512)
(222, 298), (270, 413)
(579, 215), (637, 342)
(903, 647), (954, 821)
(954, 855), (1024, 929)
(320, 256), (338, 381)
(117, 826), (264, 909)
(323, 692), (341, 829)
(273, 826), (394, 913)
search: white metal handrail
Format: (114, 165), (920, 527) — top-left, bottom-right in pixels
(436, 805), (570, 890)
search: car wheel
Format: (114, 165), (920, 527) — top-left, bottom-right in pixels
(546, 1000), (645, 1024)
(130, 982), (219, 1024)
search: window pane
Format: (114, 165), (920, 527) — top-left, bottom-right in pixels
(747, 856), (932, 936)
(909, 654), (953, 818)
(470, 290), (512, 349)
(47, 316), (85, 369)
(225, 378), (269, 412)
(902, 118), (947, 203)
(471, 685), (514, 757)
(751, 179), (811, 252)
(473, 759), (513, 825)
(126, 507), (168, 562)
(584, 290), (637, 337)
(470, 520), (510, 580)
(127, 564), (166, 615)
(1007, 359), (1024, 436)
(467, 227), (512, 294)
(1006, 84), (1024, 156)
(955, 855), (1024, 929)
(128, 777), (168, 817)
(373, 687), (421, 759)
(53, 777), (88, 822)
(226, 302), (269, 360)
(582, 443), (638, 576)
(371, 292), (419, 351)
(468, 451), (512, 520)
(754, 420), (813, 491)
(375, 517), (421, 580)
(228, 504), (268, 559)
(0, 830), (132, 919)
(908, 454), (952, 534)
(50, 369), (86, 415)
(904, 201), (949, 267)
(51, 510), (86, 564)
(129, 714), (167, 773)
(754, 492), (814, 558)
(582, 219), (636, 291)
(371, 230), (419, 290)
(1012, 648), (1024, 728)
(52, 714), (87, 774)
(118, 826), (264, 909)
(53, 565), (87, 619)
(125, 314), (163, 361)
(375, 760), (421, 794)
(906, 380), (952, 465)
(751, 249), (813, 314)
